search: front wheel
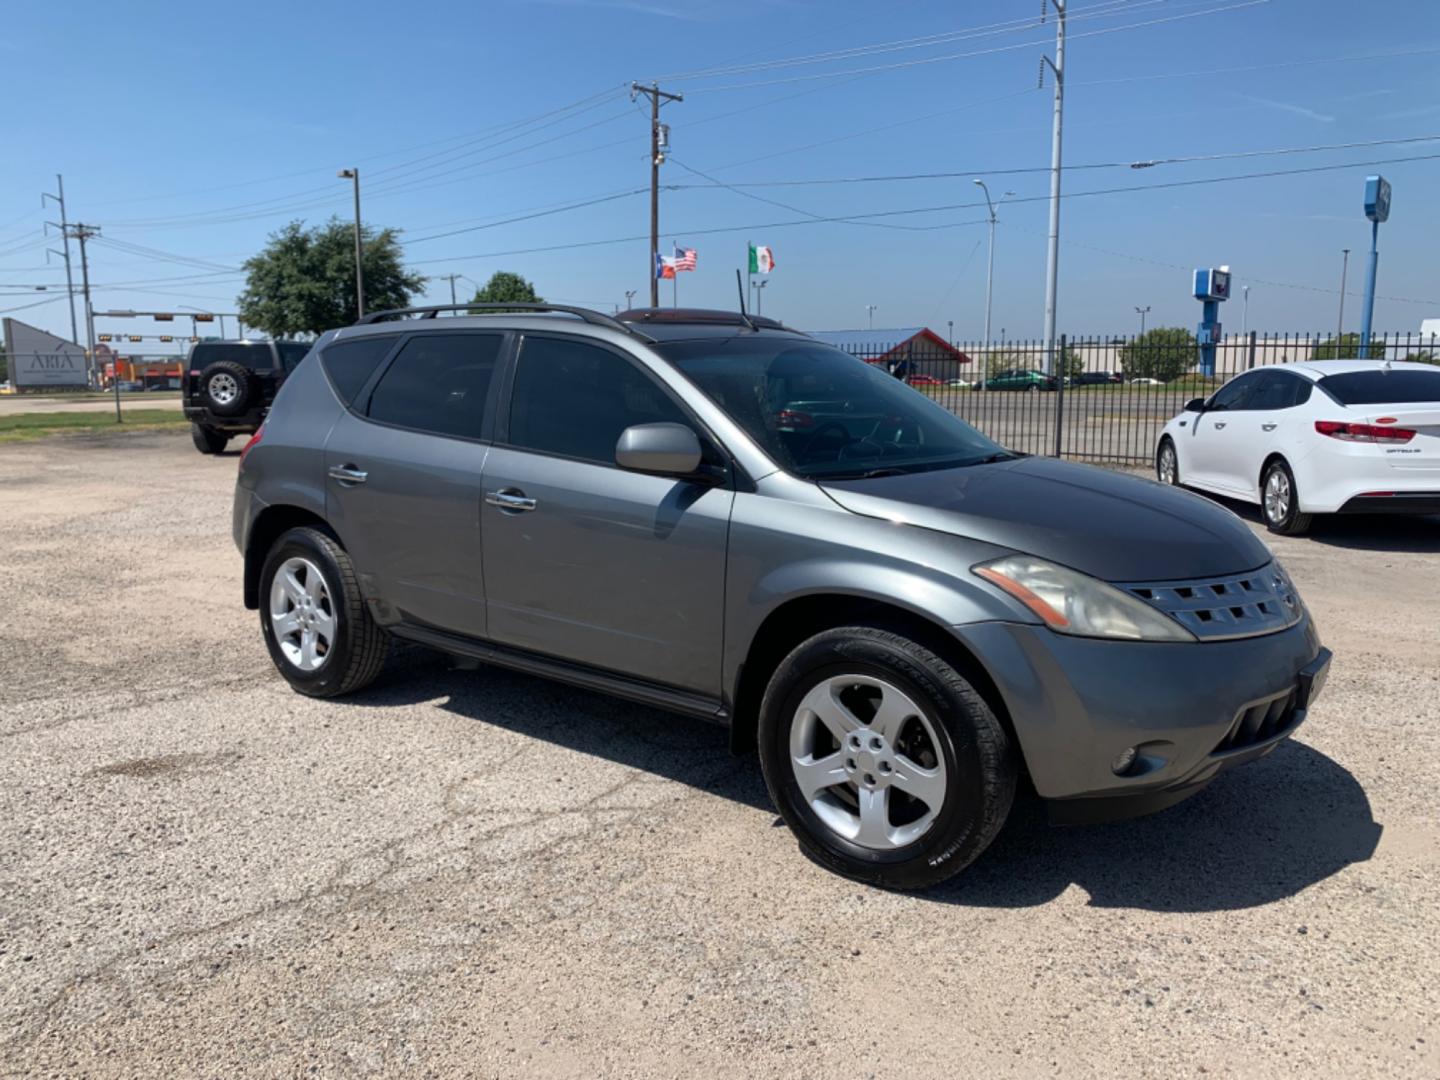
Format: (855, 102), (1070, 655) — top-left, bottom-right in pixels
(258, 526), (389, 697)
(758, 626), (1016, 890)
(1261, 459), (1313, 536)
(1156, 437), (1180, 486)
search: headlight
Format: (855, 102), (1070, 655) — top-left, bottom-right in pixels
(973, 555), (1197, 642)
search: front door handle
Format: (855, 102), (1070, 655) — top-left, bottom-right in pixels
(1261, 422), (1278, 431)
(486, 488), (537, 513)
(1212, 422), (1227, 430)
(328, 464), (368, 485)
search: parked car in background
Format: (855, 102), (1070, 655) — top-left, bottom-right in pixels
(1130, 377), (1163, 386)
(905, 373), (943, 387)
(1156, 359), (1440, 534)
(1073, 370), (1122, 386)
(234, 303), (1329, 889)
(987, 368), (1058, 391)
(947, 377), (973, 388)
(183, 339), (311, 454)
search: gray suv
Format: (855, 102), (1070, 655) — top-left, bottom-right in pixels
(233, 304), (1330, 889)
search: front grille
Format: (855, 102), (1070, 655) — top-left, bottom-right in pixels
(1119, 563), (1302, 641)
(1214, 687), (1300, 754)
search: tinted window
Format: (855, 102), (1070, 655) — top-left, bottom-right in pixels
(1206, 373), (1258, 411)
(366, 333), (501, 439)
(190, 343), (274, 370)
(277, 342), (311, 372)
(321, 336), (398, 406)
(1244, 371), (1311, 411)
(660, 336), (1004, 478)
(508, 337), (690, 463)
(1318, 368), (1440, 405)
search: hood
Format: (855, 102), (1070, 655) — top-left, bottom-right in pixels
(820, 456), (1271, 581)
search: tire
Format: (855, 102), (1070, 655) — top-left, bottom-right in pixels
(757, 626), (1017, 890)
(190, 423), (229, 455)
(1156, 437), (1180, 486)
(1260, 458), (1313, 536)
(258, 526), (389, 697)
(199, 360), (255, 417)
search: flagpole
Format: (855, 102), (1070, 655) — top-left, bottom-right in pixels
(746, 240), (752, 314)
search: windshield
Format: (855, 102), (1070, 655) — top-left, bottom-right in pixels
(658, 335), (1008, 479)
(1318, 368), (1440, 405)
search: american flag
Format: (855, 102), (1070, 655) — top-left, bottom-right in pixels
(672, 245), (697, 272)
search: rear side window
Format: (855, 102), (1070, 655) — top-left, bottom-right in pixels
(1317, 369), (1440, 405)
(507, 336), (690, 464)
(321, 337), (397, 406)
(366, 333), (502, 440)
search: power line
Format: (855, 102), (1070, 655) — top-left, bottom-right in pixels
(403, 188), (650, 244)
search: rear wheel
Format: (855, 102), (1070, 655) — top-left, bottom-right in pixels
(190, 423), (229, 455)
(758, 626), (1016, 890)
(1261, 459), (1313, 536)
(259, 526), (389, 697)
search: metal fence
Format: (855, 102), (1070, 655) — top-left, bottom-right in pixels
(835, 331), (1440, 465)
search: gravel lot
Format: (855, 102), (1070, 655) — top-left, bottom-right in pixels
(1, 431), (1436, 1079)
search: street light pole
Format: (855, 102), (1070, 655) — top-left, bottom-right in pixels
(1241, 286), (1250, 338)
(866, 304), (877, 330)
(1336, 248), (1350, 349)
(337, 169), (365, 320)
(754, 278), (768, 316)
(1135, 306), (1150, 336)
(1040, 0), (1067, 376)
(973, 179), (1013, 391)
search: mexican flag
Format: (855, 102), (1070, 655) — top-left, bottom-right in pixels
(747, 243), (776, 274)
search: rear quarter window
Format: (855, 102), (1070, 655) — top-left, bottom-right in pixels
(320, 336), (399, 406)
(1318, 369), (1440, 405)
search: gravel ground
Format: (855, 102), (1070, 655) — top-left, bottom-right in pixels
(0, 431), (1436, 1079)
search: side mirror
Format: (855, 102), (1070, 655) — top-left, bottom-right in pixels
(615, 422), (704, 477)
(1184, 397), (1207, 413)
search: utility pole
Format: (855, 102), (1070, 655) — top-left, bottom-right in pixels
(1040, 0), (1066, 376)
(631, 82), (682, 307)
(435, 273), (462, 305)
(42, 175), (80, 351)
(337, 169), (365, 319)
(64, 225), (107, 418)
(1336, 248), (1350, 348)
(1135, 305), (1150, 336)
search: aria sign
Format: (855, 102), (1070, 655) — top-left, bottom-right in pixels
(2, 317), (89, 388)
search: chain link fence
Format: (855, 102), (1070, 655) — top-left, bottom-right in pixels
(833, 331), (1439, 464)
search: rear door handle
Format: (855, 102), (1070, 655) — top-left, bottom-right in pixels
(328, 464), (368, 486)
(1261, 422), (1278, 431)
(486, 488), (537, 513)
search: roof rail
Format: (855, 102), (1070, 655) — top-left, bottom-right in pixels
(355, 302), (655, 341)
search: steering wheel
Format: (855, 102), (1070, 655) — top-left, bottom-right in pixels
(797, 420), (852, 461)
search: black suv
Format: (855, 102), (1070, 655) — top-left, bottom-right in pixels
(184, 340), (311, 454)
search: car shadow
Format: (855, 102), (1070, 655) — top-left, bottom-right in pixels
(351, 648), (1379, 912)
(1198, 492), (1440, 553)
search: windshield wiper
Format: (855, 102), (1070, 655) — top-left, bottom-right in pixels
(968, 451), (1020, 466)
(815, 466), (910, 481)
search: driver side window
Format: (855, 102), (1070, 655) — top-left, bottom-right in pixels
(1206, 373), (1256, 411)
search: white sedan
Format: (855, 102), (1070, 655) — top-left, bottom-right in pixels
(1155, 359), (1440, 534)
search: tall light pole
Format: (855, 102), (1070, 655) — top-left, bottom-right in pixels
(865, 304), (877, 330)
(754, 278), (768, 316)
(1135, 306), (1150, 336)
(337, 169), (364, 319)
(42, 175), (79, 349)
(973, 178), (1013, 391)
(1336, 248), (1350, 349)
(1241, 285), (1250, 338)
(1040, 0), (1067, 376)
(624, 289), (637, 311)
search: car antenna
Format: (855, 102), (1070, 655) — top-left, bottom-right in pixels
(735, 269), (757, 331)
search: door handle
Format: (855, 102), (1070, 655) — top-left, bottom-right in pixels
(486, 488), (537, 513)
(1261, 423), (1278, 431)
(328, 464), (368, 485)
(1212, 422), (1227, 430)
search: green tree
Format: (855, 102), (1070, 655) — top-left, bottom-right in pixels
(238, 218), (426, 337)
(1120, 327), (1197, 382)
(468, 271), (543, 310)
(1403, 350), (1437, 365)
(1311, 332), (1362, 360)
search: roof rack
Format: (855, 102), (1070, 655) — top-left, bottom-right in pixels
(355, 302), (655, 341)
(616, 307), (791, 331)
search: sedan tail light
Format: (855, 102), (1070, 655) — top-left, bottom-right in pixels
(1314, 420), (1416, 444)
(774, 409), (815, 429)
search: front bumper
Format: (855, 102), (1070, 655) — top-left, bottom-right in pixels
(952, 616), (1327, 821)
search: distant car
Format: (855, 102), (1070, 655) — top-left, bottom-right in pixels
(906, 374), (943, 387)
(1129, 377), (1163, 386)
(1073, 370), (1122, 386)
(117, 380), (145, 392)
(183, 340), (311, 454)
(1156, 359), (1440, 534)
(947, 377), (973, 388)
(987, 369), (1057, 392)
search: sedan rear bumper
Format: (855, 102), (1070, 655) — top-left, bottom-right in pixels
(1337, 491), (1440, 515)
(951, 617), (1327, 820)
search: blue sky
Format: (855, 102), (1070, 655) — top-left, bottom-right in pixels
(1, 0), (1437, 353)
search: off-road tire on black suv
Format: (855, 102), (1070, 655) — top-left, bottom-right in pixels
(258, 526), (389, 698)
(758, 626), (1017, 890)
(191, 423), (229, 455)
(198, 359), (257, 417)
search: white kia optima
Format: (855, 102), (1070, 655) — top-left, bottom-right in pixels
(1156, 359), (1440, 534)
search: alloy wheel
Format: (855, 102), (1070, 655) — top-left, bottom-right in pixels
(268, 556), (336, 671)
(1158, 443), (1177, 485)
(209, 373), (239, 406)
(789, 674), (947, 850)
(1264, 467), (1290, 524)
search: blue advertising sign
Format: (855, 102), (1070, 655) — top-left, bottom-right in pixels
(1364, 175), (1391, 223)
(1193, 268), (1231, 302)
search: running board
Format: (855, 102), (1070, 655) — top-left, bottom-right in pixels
(389, 624), (728, 724)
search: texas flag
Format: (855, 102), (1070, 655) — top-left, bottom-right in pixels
(655, 252), (677, 279)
